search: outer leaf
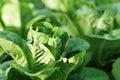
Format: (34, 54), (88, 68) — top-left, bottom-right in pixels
(82, 35), (120, 67)
(0, 54), (10, 63)
(7, 63), (56, 80)
(104, 29), (120, 40)
(48, 51), (87, 80)
(112, 58), (120, 80)
(20, 1), (34, 38)
(62, 38), (89, 58)
(7, 67), (34, 80)
(68, 67), (109, 80)
(55, 32), (69, 60)
(0, 60), (14, 80)
(48, 59), (75, 80)
(0, 31), (27, 66)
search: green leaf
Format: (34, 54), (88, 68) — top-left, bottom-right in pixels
(7, 67), (34, 80)
(95, 1), (120, 6)
(112, 58), (120, 80)
(48, 59), (75, 80)
(0, 31), (27, 66)
(104, 29), (120, 40)
(82, 35), (120, 67)
(8, 62), (56, 80)
(55, 32), (69, 60)
(0, 60), (14, 80)
(84, 52), (92, 65)
(62, 38), (89, 58)
(68, 50), (86, 72)
(0, 54), (10, 63)
(20, 1), (34, 38)
(48, 51), (86, 80)
(68, 67), (109, 80)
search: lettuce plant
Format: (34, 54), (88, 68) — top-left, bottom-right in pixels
(0, 22), (89, 80)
